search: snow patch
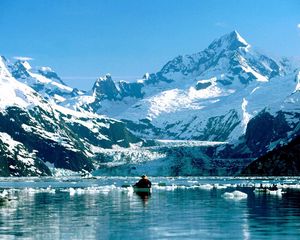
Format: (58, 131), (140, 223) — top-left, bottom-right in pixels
(241, 98), (251, 130)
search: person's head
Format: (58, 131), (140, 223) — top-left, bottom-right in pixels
(141, 175), (147, 179)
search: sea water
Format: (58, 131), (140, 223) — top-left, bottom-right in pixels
(0, 177), (299, 239)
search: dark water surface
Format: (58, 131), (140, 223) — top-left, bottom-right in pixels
(0, 177), (299, 239)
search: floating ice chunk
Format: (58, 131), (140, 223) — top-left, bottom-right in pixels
(44, 186), (55, 194)
(267, 189), (284, 196)
(0, 190), (9, 198)
(222, 190), (247, 200)
(214, 184), (228, 189)
(64, 185), (119, 196)
(24, 188), (40, 194)
(124, 186), (134, 194)
(100, 185), (116, 194)
(85, 187), (100, 194)
(76, 188), (85, 194)
(187, 180), (198, 184)
(198, 184), (214, 190)
(155, 184), (177, 191)
(26, 187), (55, 194)
(69, 188), (76, 196)
(165, 185), (178, 191)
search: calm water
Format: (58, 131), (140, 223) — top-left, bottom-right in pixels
(0, 177), (299, 239)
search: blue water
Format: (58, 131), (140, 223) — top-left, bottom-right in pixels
(0, 177), (300, 239)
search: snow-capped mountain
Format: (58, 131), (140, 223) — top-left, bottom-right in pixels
(92, 74), (144, 101)
(63, 30), (300, 176)
(0, 56), (143, 176)
(69, 31), (294, 144)
(9, 59), (81, 103)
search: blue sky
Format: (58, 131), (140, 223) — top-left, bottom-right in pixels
(0, 0), (299, 90)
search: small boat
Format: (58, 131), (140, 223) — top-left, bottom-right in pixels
(133, 187), (152, 193)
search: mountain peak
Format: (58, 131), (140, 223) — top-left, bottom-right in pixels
(229, 30), (247, 43)
(16, 60), (32, 70)
(98, 73), (112, 82)
(208, 30), (249, 52)
(37, 66), (64, 84)
(92, 74), (119, 100)
(9, 60), (31, 79)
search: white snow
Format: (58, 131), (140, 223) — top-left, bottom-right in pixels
(240, 64), (268, 82)
(22, 61), (32, 70)
(28, 72), (73, 92)
(198, 184), (214, 190)
(109, 68), (298, 142)
(241, 98), (251, 130)
(234, 31), (249, 46)
(0, 132), (19, 152)
(222, 190), (248, 200)
(295, 71), (300, 91)
(0, 57), (52, 111)
(0, 132), (36, 166)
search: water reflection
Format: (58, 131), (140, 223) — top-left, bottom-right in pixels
(135, 192), (151, 205)
(247, 190), (300, 239)
(0, 178), (299, 239)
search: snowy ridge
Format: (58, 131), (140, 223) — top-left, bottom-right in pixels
(70, 31), (294, 143)
(0, 56), (144, 176)
(9, 59), (76, 103)
(207, 30), (249, 54)
(0, 56), (50, 111)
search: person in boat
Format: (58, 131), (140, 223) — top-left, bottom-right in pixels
(134, 175), (152, 188)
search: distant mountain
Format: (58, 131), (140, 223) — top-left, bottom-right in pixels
(68, 31), (295, 144)
(0, 56), (142, 176)
(9, 59), (82, 103)
(92, 74), (144, 101)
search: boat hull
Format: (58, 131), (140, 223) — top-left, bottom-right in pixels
(133, 187), (152, 193)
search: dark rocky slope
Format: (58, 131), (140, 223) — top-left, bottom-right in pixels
(241, 135), (300, 176)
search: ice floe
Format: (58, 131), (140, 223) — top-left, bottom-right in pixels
(222, 190), (248, 200)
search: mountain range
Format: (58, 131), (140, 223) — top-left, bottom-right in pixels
(1, 31), (299, 176)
